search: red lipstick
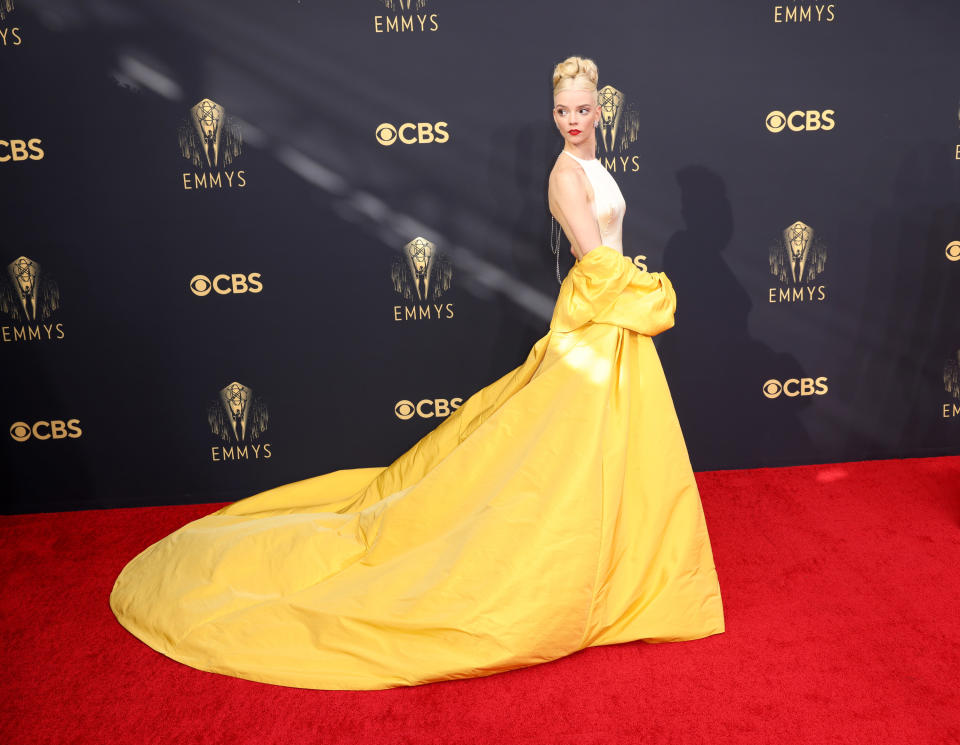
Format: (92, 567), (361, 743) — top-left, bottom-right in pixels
(568, 129), (581, 136)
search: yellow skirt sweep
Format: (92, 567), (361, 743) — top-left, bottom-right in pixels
(110, 244), (725, 690)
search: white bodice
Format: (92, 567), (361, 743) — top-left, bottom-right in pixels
(562, 150), (626, 255)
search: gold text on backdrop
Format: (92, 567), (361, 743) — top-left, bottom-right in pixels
(208, 382), (271, 462)
(373, 0), (438, 33)
(9, 420), (82, 442)
(391, 237), (455, 321)
(768, 221), (828, 303)
(179, 99), (247, 190)
(773, 4), (836, 23)
(762, 378), (829, 399)
(394, 398), (464, 420)
(0, 256), (64, 342)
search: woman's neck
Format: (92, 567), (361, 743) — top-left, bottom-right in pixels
(563, 136), (597, 161)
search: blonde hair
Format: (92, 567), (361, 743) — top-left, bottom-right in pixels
(552, 56), (599, 99)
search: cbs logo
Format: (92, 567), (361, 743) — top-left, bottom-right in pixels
(10, 419), (82, 442)
(190, 273), (263, 296)
(765, 110), (835, 133)
(0, 138), (44, 162)
(394, 398), (463, 420)
(762, 378), (829, 399)
(376, 122), (450, 146)
(946, 241), (960, 262)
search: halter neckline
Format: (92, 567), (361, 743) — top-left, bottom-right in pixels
(562, 150), (599, 164)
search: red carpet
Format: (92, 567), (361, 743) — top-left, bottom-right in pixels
(1, 456), (958, 745)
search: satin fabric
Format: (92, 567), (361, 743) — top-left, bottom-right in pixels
(560, 150), (626, 255)
(110, 244), (725, 690)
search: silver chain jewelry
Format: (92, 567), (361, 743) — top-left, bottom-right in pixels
(550, 215), (563, 285)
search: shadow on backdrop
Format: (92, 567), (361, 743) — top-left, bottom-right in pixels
(847, 142), (960, 457)
(659, 166), (814, 470)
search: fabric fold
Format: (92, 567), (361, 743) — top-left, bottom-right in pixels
(109, 242), (724, 690)
(550, 245), (677, 336)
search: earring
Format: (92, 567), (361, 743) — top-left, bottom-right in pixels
(594, 120), (599, 128)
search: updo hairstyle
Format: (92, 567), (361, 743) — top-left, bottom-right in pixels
(551, 56), (599, 100)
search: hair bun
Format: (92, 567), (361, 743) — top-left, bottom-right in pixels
(552, 56), (599, 95)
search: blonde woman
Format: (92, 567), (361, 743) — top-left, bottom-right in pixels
(548, 56), (623, 265)
(110, 56), (725, 691)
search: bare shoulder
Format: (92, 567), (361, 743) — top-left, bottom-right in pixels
(549, 157), (587, 197)
(549, 154), (582, 181)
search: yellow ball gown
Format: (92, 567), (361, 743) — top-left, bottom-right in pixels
(110, 244), (726, 690)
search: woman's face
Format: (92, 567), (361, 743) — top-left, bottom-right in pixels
(552, 90), (599, 147)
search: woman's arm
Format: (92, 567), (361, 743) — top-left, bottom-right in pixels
(549, 168), (603, 260)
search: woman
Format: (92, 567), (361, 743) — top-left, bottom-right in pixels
(549, 56), (623, 263)
(110, 55), (725, 690)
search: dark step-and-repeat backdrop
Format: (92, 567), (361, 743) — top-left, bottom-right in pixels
(2, 1), (958, 513)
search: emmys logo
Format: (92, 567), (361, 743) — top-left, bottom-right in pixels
(374, 0), (438, 33)
(768, 221), (828, 303)
(762, 377), (829, 399)
(208, 381), (272, 461)
(375, 122), (449, 146)
(0, 1), (21, 47)
(0, 256), (65, 343)
(391, 237), (455, 321)
(765, 110), (835, 133)
(394, 398), (463, 420)
(944, 351), (960, 418)
(596, 84), (641, 173)
(189, 273), (263, 296)
(9, 419), (82, 442)
(0, 138), (42, 162)
(946, 241), (960, 262)
(773, 3), (836, 23)
(179, 98), (247, 190)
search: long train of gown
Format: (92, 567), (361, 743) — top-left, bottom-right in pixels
(109, 244), (725, 690)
